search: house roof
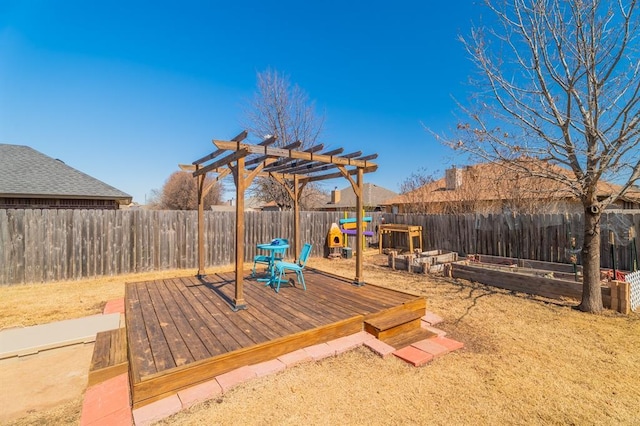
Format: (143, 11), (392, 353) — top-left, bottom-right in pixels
(0, 144), (132, 202)
(327, 183), (398, 208)
(384, 160), (640, 206)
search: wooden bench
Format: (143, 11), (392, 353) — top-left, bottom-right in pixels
(88, 327), (128, 387)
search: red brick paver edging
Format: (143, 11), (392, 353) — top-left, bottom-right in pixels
(81, 311), (463, 425)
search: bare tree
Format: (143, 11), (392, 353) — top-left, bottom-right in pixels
(242, 68), (325, 209)
(153, 171), (223, 210)
(399, 168), (437, 213)
(447, 0), (640, 312)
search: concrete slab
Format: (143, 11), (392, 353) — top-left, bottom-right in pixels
(326, 333), (365, 354)
(0, 313), (121, 359)
(421, 322), (447, 336)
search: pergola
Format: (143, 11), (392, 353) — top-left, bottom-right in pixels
(180, 131), (378, 310)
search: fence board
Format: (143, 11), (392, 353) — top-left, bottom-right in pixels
(1, 209), (640, 285)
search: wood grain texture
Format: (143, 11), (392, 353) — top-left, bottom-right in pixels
(88, 328), (128, 386)
(126, 268), (422, 408)
(2, 210), (638, 284)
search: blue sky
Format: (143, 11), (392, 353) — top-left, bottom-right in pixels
(1, 1), (483, 204)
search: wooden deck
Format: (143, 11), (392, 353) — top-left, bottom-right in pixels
(125, 267), (425, 408)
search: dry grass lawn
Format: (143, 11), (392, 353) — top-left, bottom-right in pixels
(2, 253), (639, 425)
(0, 267), (233, 329)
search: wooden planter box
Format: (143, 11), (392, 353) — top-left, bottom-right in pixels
(388, 250), (458, 274)
(442, 258), (635, 313)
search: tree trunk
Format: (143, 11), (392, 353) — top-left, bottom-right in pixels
(578, 207), (604, 313)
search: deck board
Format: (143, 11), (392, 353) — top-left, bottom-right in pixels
(126, 267), (424, 408)
(159, 279), (213, 361)
(164, 278), (226, 358)
(125, 284), (154, 382)
(149, 280), (198, 366)
(193, 280), (269, 347)
(167, 280), (228, 356)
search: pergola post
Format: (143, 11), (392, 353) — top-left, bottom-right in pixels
(355, 167), (364, 285)
(233, 156), (247, 310)
(197, 167), (205, 278)
(293, 175), (300, 259)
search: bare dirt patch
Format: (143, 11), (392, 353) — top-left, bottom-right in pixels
(2, 253), (639, 425)
(0, 344), (93, 425)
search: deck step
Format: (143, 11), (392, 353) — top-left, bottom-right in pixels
(380, 327), (436, 349)
(88, 327), (128, 387)
(364, 298), (426, 340)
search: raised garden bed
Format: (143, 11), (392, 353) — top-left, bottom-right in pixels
(388, 249), (459, 274)
(386, 252), (633, 314)
(442, 254), (627, 310)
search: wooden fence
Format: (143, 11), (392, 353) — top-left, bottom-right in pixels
(381, 211), (640, 273)
(1, 209), (639, 285)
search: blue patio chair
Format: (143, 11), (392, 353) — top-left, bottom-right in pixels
(252, 238), (288, 277)
(273, 243), (312, 292)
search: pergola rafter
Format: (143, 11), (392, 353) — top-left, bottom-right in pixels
(243, 141), (304, 168)
(183, 131), (378, 311)
(262, 147), (343, 173)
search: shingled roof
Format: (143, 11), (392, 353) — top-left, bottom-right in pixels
(0, 144), (131, 202)
(384, 160), (640, 207)
(325, 183), (397, 209)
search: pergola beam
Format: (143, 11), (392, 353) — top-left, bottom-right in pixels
(193, 149), (249, 177)
(299, 164), (378, 184)
(245, 141), (304, 167)
(260, 146), (340, 173)
(282, 153), (377, 176)
(192, 130), (248, 165)
(214, 140), (374, 168)
(274, 151), (363, 174)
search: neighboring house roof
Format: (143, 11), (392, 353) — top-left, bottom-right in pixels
(212, 197), (268, 211)
(326, 182), (398, 209)
(0, 144), (132, 203)
(301, 189), (330, 210)
(384, 160), (640, 206)
(244, 197), (265, 210)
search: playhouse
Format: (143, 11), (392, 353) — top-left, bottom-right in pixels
(327, 214), (374, 259)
